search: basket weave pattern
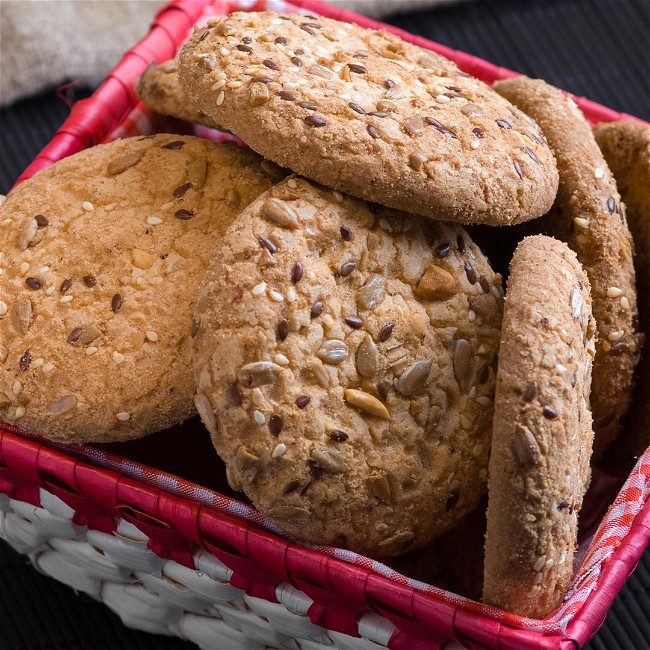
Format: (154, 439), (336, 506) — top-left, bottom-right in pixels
(3, 1), (650, 649)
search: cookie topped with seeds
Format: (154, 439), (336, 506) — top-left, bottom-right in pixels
(494, 77), (641, 457)
(483, 235), (595, 618)
(0, 134), (273, 443)
(192, 176), (503, 558)
(178, 11), (559, 226)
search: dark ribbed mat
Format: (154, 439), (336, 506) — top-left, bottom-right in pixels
(0, 1), (649, 648)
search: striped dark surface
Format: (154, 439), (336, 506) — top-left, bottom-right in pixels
(0, 0), (649, 648)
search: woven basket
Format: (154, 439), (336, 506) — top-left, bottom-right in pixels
(3, 1), (650, 649)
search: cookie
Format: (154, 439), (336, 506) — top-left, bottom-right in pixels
(192, 175), (503, 558)
(136, 60), (224, 130)
(494, 76), (641, 457)
(178, 11), (559, 226)
(483, 235), (595, 618)
(594, 120), (650, 459)
(0, 134), (273, 443)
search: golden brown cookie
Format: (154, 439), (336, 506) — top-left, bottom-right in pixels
(483, 235), (595, 618)
(178, 11), (559, 226)
(193, 176), (503, 558)
(494, 76), (641, 457)
(595, 120), (650, 461)
(135, 60), (224, 130)
(0, 134), (273, 443)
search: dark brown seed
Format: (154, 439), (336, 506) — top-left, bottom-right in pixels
(445, 85), (462, 92)
(425, 117), (458, 138)
(60, 277), (75, 293)
(191, 319), (200, 338)
(263, 59), (280, 71)
(349, 102), (366, 115)
(199, 30), (210, 42)
(295, 48), (304, 55)
(82, 275), (97, 287)
(543, 405), (558, 419)
(436, 242), (451, 257)
(269, 414), (283, 436)
(514, 161), (524, 179)
(310, 301), (324, 319)
(339, 261), (357, 277)
(283, 480), (300, 494)
(25, 277), (42, 290)
(348, 63), (367, 74)
(34, 214), (49, 227)
(242, 36), (252, 44)
(233, 285), (243, 302)
(227, 383), (242, 406)
(277, 319), (289, 341)
(445, 491), (459, 510)
(329, 430), (349, 442)
(479, 275), (491, 293)
(291, 261), (303, 284)
(290, 56), (303, 67)
(611, 342), (628, 354)
(297, 101), (319, 110)
(162, 140), (184, 149)
(345, 316), (363, 329)
(558, 499), (569, 510)
(237, 44), (253, 53)
(496, 119), (512, 129)
(367, 124), (381, 139)
(259, 236), (277, 254)
(523, 381), (536, 402)
(524, 146), (539, 163)
(377, 379), (391, 401)
(385, 79), (396, 88)
(304, 115), (327, 127)
(302, 21), (321, 28)
(67, 327), (83, 344)
(477, 364), (489, 385)
(175, 209), (194, 220)
(19, 350), (31, 371)
(295, 395), (310, 409)
(570, 372), (577, 388)
(472, 127), (484, 138)
(456, 235), (466, 253)
(464, 262), (477, 284)
(111, 293), (123, 313)
(300, 24), (316, 35)
(367, 111), (388, 118)
(251, 76), (273, 84)
(340, 226), (352, 241)
(274, 36), (286, 44)
(279, 90), (297, 100)
(378, 323), (394, 342)
(173, 182), (192, 198)
(608, 197), (616, 214)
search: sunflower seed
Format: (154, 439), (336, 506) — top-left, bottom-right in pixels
(17, 218), (38, 250)
(11, 298), (32, 334)
(396, 360), (432, 396)
(356, 334), (379, 378)
(310, 446), (347, 473)
(238, 361), (282, 387)
(453, 338), (472, 390)
(262, 197), (299, 229)
(317, 339), (348, 364)
(188, 157), (207, 189)
(107, 149), (146, 176)
(47, 395), (78, 415)
(358, 275), (385, 310)
(512, 425), (540, 465)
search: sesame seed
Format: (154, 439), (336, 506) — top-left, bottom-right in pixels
(227, 81), (242, 88)
(621, 296), (630, 310)
(470, 140), (480, 149)
(145, 331), (159, 342)
(33, 358), (44, 367)
(116, 411), (131, 421)
(39, 266), (49, 273)
(19, 262), (30, 275)
(160, 202), (174, 211)
(216, 91), (225, 106)
(608, 330), (624, 342)
(287, 179), (298, 189)
(85, 347), (98, 356)
(607, 287), (623, 298)
(594, 167), (604, 179)
(468, 309), (476, 322)
(556, 364), (567, 374)
(82, 201), (95, 212)
(274, 354), (290, 366)
(113, 351), (125, 364)
(435, 94), (451, 103)
(574, 217), (590, 230)
(215, 72), (227, 81)
(212, 79), (227, 90)
(15, 406), (25, 419)
(272, 443), (287, 458)
(43, 362), (55, 373)
(252, 282), (267, 296)
(333, 191), (344, 203)
(220, 47), (229, 56)
(602, 340), (611, 352)
(59, 295), (73, 303)
(270, 290), (284, 302)
(287, 287), (297, 303)
(253, 410), (265, 425)
(147, 216), (163, 225)
(0, 301), (7, 315)
(12, 380), (22, 395)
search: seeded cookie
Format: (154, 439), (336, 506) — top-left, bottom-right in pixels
(594, 120), (650, 459)
(483, 235), (595, 618)
(494, 77), (640, 456)
(0, 134), (273, 443)
(136, 60), (224, 130)
(178, 11), (559, 226)
(193, 176), (503, 558)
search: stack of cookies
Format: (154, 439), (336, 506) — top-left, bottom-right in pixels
(1, 10), (647, 620)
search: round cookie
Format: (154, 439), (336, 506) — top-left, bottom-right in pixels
(136, 60), (224, 130)
(494, 76), (641, 457)
(178, 11), (559, 226)
(0, 134), (273, 443)
(192, 175), (503, 558)
(483, 235), (596, 619)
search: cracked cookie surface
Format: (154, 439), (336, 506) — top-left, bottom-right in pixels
(193, 176), (503, 557)
(483, 235), (595, 618)
(0, 134), (273, 443)
(178, 11), (559, 226)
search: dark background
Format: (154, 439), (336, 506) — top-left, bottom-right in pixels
(1, 1), (649, 648)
